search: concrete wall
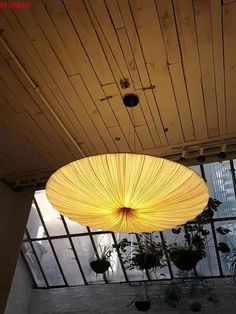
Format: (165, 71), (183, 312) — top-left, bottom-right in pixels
(29, 279), (235, 314)
(5, 257), (33, 314)
(0, 182), (33, 313)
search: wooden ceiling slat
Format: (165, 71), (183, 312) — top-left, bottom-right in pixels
(135, 90), (161, 147)
(223, 2), (236, 134)
(108, 126), (130, 152)
(116, 28), (143, 90)
(51, 87), (95, 154)
(40, 0), (119, 149)
(155, 0), (181, 64)
(30, 0), (78, 77)
(155, 0), (195, 142)
(135, 125), (155, 150)
(0, 152), (17, 176)
(0, 54), (41, 114)
(130, 0), (184, 144)
(193, 0), (219, 138)
(31, 112), (75, 163)
(210, 0), (227, 136)
(86, 0), (133, 86)
(169, 63), (195, 142)
(103, 83), (142, 152)
(142, 90), (168, 146)
(42, 0), (115, 101)
(1, 11), (96, 156)
(173, 0), (208, 140)
(116, 27), (157, 138)
(85, 0), (152, 142)
(223, 0), (236, 4)
(70, 74), (118, 153)
(0, 124), (42, 172)
(0, 77), (25, 114)
(0, 98), (35, 159)
(14, 113), (56, 166)
(63, 0), (115, 85)
(117, 0), (168, 146)
(105, 0), (125, 29)
(7, 58), (83, 159)
(1, 10), (57, 90)
(13, 6), (109, 154)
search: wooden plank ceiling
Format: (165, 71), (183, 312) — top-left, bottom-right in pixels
(0, 0), (235, 187)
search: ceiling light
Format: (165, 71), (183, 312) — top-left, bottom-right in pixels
(46, 154), (208, 233)
(196, 148), (206, 163)
(217, 144), (227, 160)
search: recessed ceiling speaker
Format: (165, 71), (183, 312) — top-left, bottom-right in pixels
(123, 93), (139, 107)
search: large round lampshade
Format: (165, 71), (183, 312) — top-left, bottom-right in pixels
(46, 153), (208, 233)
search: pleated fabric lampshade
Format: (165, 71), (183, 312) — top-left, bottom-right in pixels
(46, 153), (209, 233)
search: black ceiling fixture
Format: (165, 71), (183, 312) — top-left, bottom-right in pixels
(123, 93), (139, 107)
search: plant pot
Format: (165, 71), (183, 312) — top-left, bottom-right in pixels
(170, 249), (202, 270)
(135, 253), (160, 270)
(190, 302), (202, 312)
(135, 300), (151, 312)
(90, 259), (110, 274)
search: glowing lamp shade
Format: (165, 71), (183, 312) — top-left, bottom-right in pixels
(46, 153), (208, 233)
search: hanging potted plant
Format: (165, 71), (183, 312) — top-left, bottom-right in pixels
(127, 283), (152, 312)
(116, 233), (165, 271)
(127, 296), (151, 312)
(168, 198), (229, 271)
(134, 298), (151, 312)
(168, 243), (204, 271)
(90, 244), (113, 274)
(164, 284), (182, 308)
(190, 301), (202, 312)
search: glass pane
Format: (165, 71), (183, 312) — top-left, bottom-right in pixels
(195, 224), (219, 276)
(190, 165), (202, 177)
(64, 216), (87, 234)
(53, 238), (84, 286)
(34, 190), (66, 236)
(27, 203), (46, 239)
(148, 232), (171, 280)
(72, 236), (104, 284)
(115, 233), (148, 281)
(204, 161), (236, 217)
(33, 240), (64, 286)
(22, 242), (46, 288)
(92, 234), (125, 282)
(215, 220), (236, 275)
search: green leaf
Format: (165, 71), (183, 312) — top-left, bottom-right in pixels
(216, 227), (231, 235)
(217, 242), (231, 253)
(172, 228), (181, 234)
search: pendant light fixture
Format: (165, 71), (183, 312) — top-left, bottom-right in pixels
(46, 153), (209, 233)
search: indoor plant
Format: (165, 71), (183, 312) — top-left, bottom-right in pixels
(90, 244), (113, 274)
(116, 233), (165, 271)
(168, 198), (229, 271)
(164, 284), (181, 308)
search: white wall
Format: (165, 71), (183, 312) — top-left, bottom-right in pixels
(28, 279), (235, 314)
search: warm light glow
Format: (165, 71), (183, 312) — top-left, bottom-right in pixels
(46, 153), (209, 233)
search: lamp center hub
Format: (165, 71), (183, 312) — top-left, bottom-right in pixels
(118, 207), (134, 217)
